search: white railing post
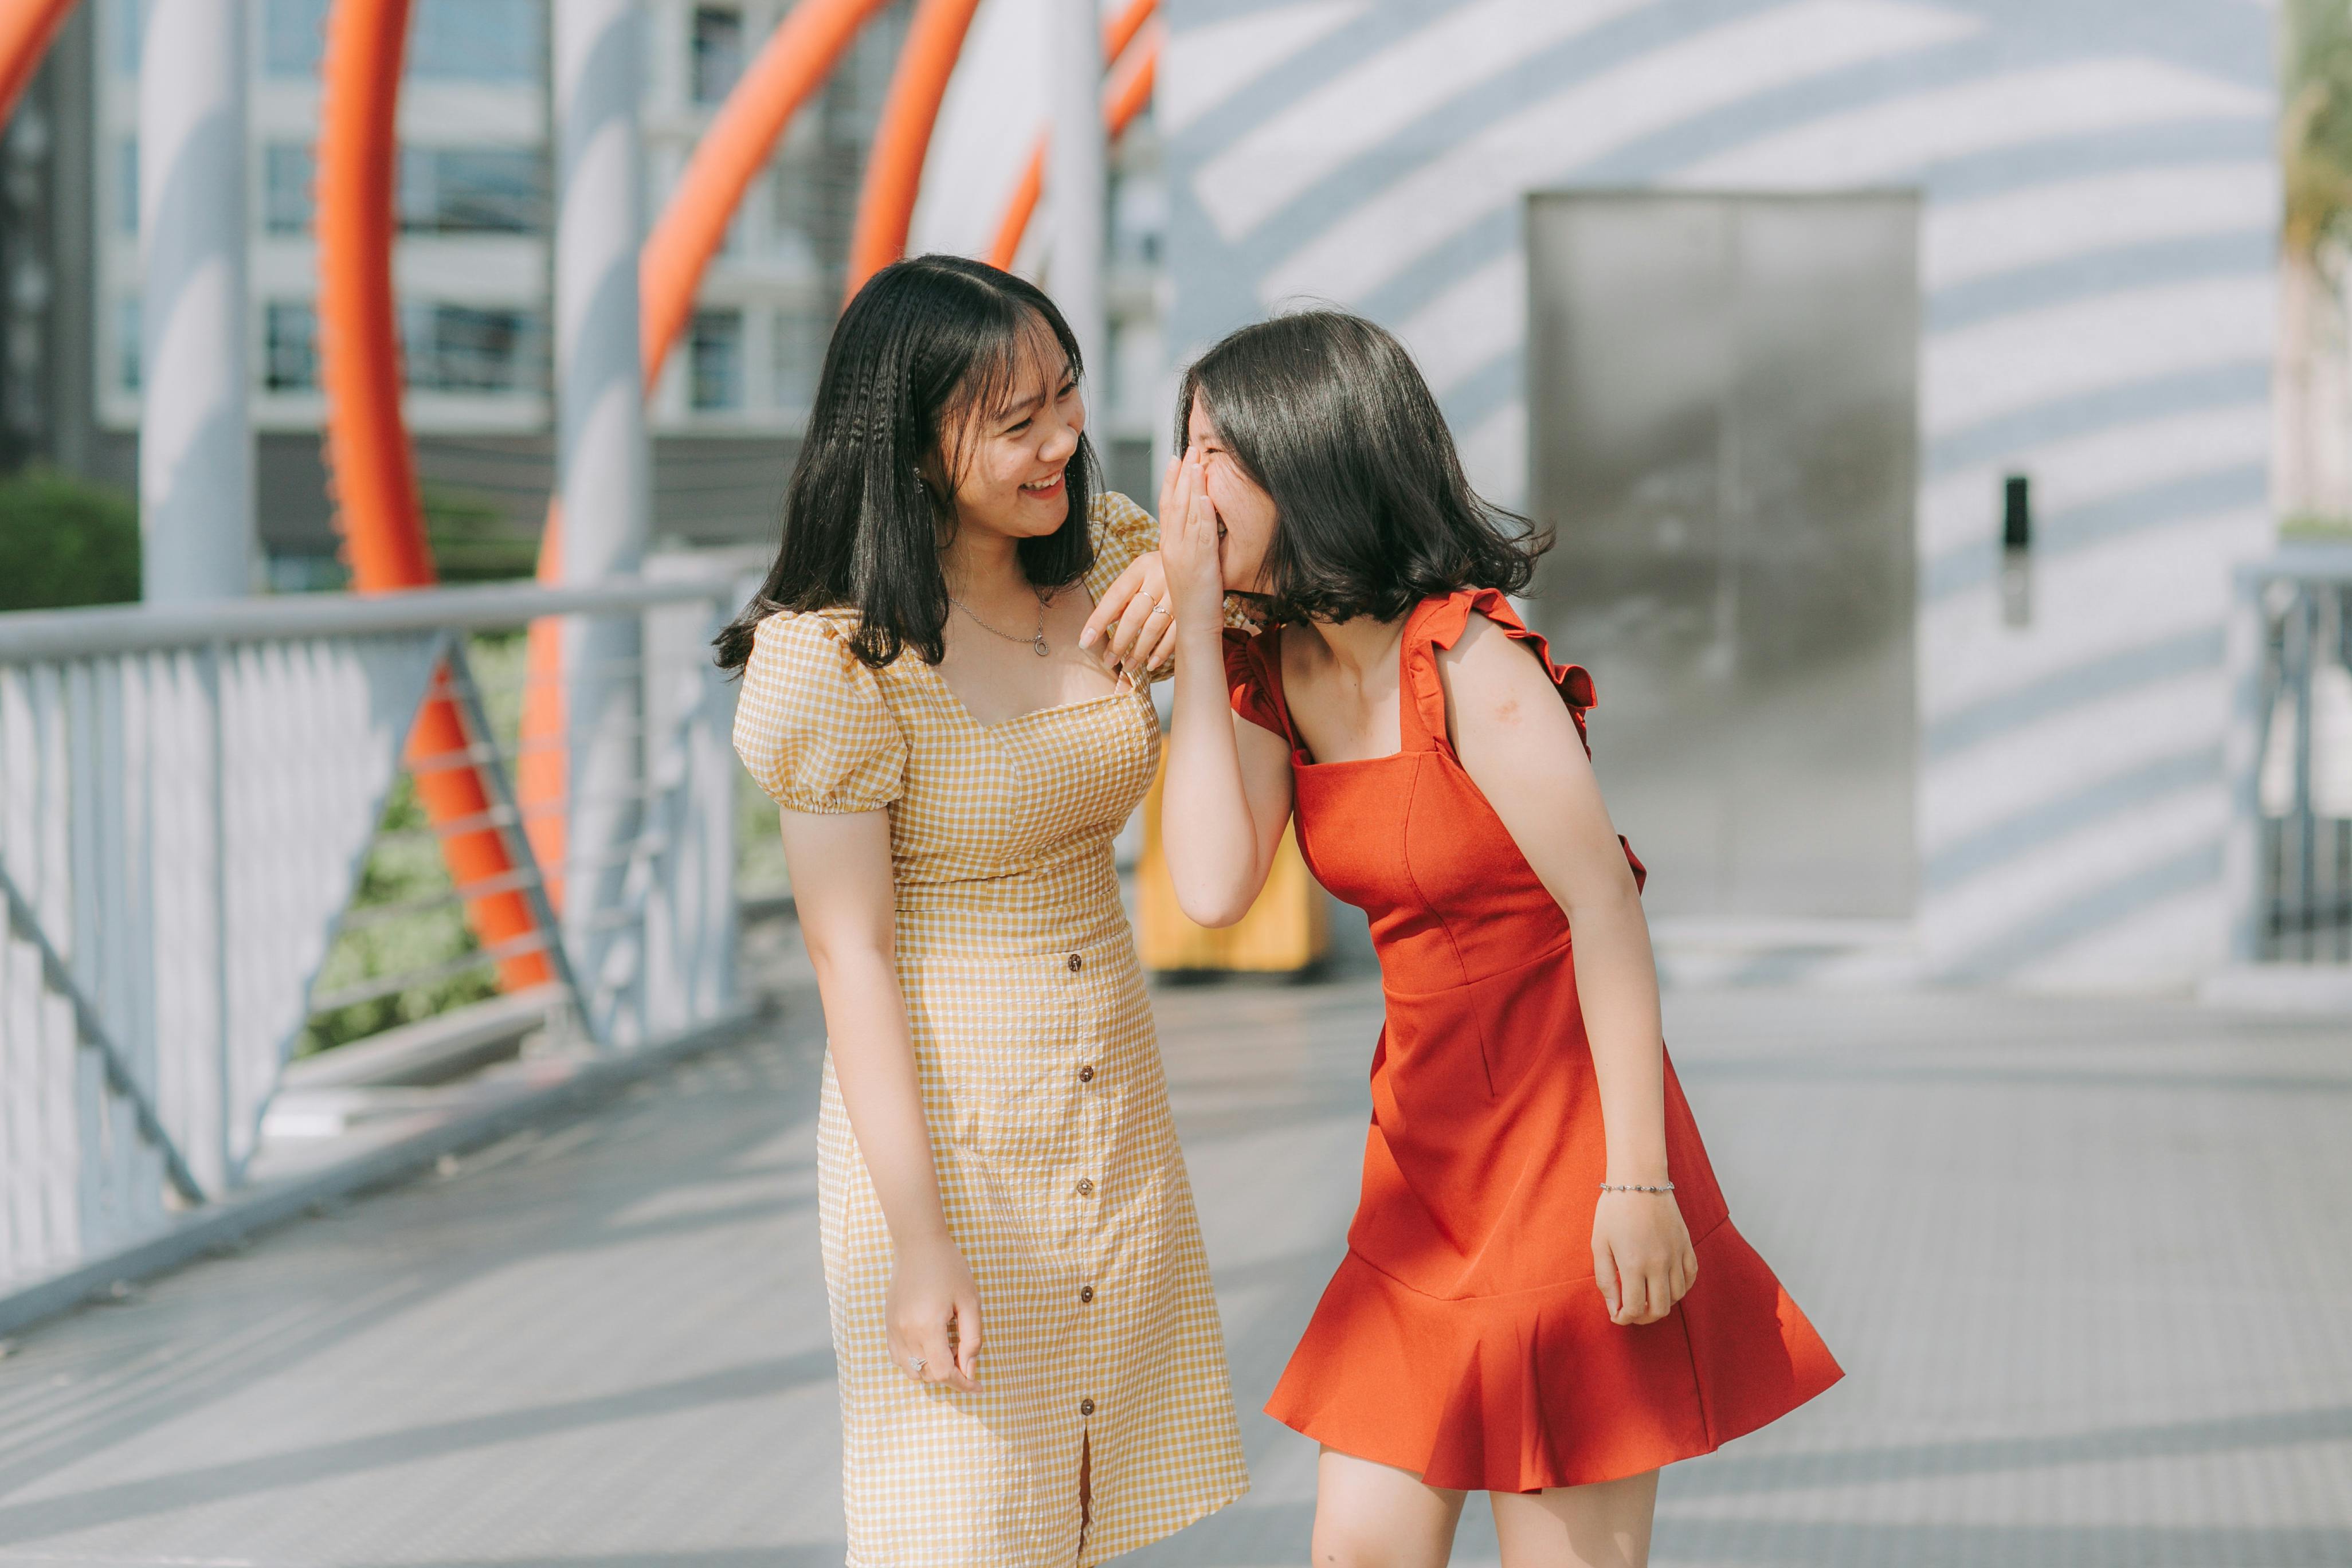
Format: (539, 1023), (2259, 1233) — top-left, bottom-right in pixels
(2224, 565), (2268, 963)
(1048, 0), (1107, 379)
(137, 0), (254, 603)
(554, 0), (653, 1042)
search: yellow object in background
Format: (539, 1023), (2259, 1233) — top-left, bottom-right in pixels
(1136, 755), (1327, 973)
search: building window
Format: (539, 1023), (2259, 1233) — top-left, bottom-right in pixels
(690, 309), (743, 410)
(264, 144), (315, 234)
(265, 0), (541, 81)
(265, 301), (319, 390)
(409, 0), (543, 83)
(262, 0), (330, 77)
(773, 305), (824, 414)
(112, 0), (146, 78)
(116, 140), (138, 235)
(398, 147), (544, 233)
(117, 296), (140, 392)
(399, 301), (547, 393)
(692, 6), (744, 105)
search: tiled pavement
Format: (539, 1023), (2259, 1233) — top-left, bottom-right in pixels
(0, 954), (2348, 1566)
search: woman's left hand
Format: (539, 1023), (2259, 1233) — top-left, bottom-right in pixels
(1591, 1189), (1699, 1327)
(1080, 550), (1178, 684)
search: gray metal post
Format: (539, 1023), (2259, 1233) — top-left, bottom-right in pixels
(137, 0), (254, 603)
(554, 0), (652, 1042)
(1048, 0), (1106, 383)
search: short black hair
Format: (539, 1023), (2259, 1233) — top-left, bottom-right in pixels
(1175, 309), (1545, 624)
(716, 255), (1096, 672)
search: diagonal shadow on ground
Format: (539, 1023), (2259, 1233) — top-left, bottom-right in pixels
(0, 1350), (836, 1545)
(1662, 1404), (2352, 1500)
(1649, 1518), (2352, 1567)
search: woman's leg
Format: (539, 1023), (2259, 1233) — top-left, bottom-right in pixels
(1312, 1446), (1467, 1568)
(1488, 1469), (1658, 1568)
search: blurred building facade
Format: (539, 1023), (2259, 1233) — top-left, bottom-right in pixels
(0, 0), (1170, 582)
(1167, 0), (2277, 990)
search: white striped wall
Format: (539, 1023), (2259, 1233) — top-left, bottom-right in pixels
(1166, 0), (2277, 988)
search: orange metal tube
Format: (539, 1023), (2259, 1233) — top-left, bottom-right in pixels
(0, 0), (77, 130)
(316, 0), (549, 990)
(522, 0), (896, 904)
(1103, 0), (1155, 65)
(317, 0), (429, 589)
(640, 0), (898, 387)
(1105, 29), (1157, 137)
(986, 143), (1046, 272)
(988, 29), (1159, 275)
(844, 0), (986, 301)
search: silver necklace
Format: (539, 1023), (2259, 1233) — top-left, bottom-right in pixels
(948, 589), (1051, 657)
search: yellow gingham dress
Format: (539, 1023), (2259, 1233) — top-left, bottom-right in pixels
(733, 493), (1248, 1565)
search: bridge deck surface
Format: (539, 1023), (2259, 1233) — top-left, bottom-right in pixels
(1, 965), (2348, 1566)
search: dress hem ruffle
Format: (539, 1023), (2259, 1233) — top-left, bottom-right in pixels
(1264, 1220), (1843, 1493)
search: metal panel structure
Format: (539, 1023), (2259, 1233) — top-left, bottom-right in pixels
(0, 578), (741, 1293)
(1523, 192), (1918, 919)
(1166, 0), (2276, 987)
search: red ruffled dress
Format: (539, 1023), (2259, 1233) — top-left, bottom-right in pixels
(1222, 588), (1842, 1492)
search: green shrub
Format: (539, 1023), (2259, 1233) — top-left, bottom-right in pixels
(2282, 513), (2352, 542)
(425, 485), (541, 582)
(0, 468), (140, 611)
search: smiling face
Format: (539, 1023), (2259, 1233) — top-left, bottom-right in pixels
(1185, 395), (1278, 595)
(939, 311), (1085, 548)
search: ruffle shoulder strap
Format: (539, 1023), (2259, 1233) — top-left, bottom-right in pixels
(1405, 587), (1598, 756)
(1221, 625), (1291, 742)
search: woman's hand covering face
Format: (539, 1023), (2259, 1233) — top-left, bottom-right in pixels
(1158, 450), (1229, 634)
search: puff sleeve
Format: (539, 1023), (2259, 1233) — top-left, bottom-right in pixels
(731, 611), (909, 813)
(1081, 489), (1158, 603)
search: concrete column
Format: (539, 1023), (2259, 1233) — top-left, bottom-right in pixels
(138, 0), (253, 602)
(554, 0), (653, 1040)
(1047, 0), (1106, 381)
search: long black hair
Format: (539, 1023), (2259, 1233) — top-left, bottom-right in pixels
(715, 255), (1096, 671)
(1175, 309), (1545, 625)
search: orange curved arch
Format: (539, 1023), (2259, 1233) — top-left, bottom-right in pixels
(988, 28), (1159, 273)
(641, 0), (900, 387)
(985, 144), (1045, 272)
(0, 0), (78, 130)
(1103, 0), (1155, 66)
(519, 0), (898, 903)
(1105, 28), (1158, 135)
(317, 0), (429, 590)
(844, 0), (986, 301)
(317, 0), (550, 989)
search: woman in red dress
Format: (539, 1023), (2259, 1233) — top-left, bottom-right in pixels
(1111, 312), (1841, 1566)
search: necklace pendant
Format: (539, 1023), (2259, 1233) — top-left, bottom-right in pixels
(1032, 633), (1050, 657)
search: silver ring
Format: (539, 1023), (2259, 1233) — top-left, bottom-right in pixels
(909, 1357), (926, 1375)
(1144, 601), (1172, 619)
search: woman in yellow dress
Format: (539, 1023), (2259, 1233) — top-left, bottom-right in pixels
(718, 256), (1246, 1564)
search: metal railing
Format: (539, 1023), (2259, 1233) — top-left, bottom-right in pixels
(2234, 549), (2352, 964)
(0, 574), (741, 1290)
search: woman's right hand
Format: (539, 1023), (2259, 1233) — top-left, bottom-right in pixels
(887, 1232), (984, 1393)
(1158, 449), (1227, 632)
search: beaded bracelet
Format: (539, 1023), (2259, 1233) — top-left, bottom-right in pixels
(1598, 1181), (1676, 1194)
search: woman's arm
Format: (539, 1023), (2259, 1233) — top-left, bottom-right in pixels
(1439, 615), (1697, 1328)
(777, 805), (983, 1390)
(1156, 452), (1295, 927)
